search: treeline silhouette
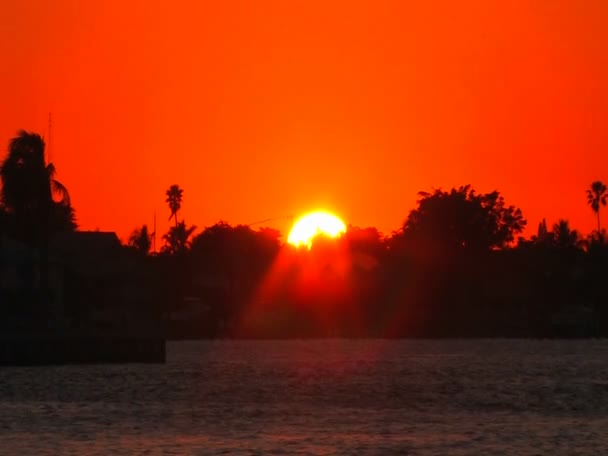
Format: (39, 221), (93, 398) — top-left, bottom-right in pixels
(1, 130), (608, 338)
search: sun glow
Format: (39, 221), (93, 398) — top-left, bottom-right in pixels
(288, 211), (347, 248)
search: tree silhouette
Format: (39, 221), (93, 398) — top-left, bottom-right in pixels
(536, 218), (550, 243)
(162, 221), (196, 255)
(586, 229), (607, 252)
(397, 185), (526, 259)
(190, 222), (281, 278)
(552, 219), (583, 250)
(165, 184), (183, 228)
(189, 222), (281, 310)
(341, 226), (385, 270)
(0, 205), (7, 235)
(0, 130), (75, 244)
(527, 218), (582, 250)
(128, 224), (152, 255)
(0, 130), (76, 307)
(50, 202), (77, 234)
(587, 180), (607, 233)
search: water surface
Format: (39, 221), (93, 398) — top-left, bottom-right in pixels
(1, 339), (607, 455)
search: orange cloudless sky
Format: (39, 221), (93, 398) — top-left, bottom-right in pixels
(1, 0), (607, 242)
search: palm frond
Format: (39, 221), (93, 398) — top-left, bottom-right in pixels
(46, 163), (56, 179)
(51, 179), (71, 206)
(8, 130), (46, 164)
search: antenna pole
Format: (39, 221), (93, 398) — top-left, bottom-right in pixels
(153, 211), (157, 254)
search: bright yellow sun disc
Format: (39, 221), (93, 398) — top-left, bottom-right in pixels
(288, 211), (346, 248)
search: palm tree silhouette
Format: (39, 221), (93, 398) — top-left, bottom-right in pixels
(552, 219), (582, 249)
(128, 225), (152, 255)
(586, 181), (607, 233)
(165, 185), (183, 228)
(1, 131), (72, 240)
(162, 221), (196, 255)
(0, 130), (75, 307)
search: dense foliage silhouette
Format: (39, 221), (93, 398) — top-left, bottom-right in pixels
(0, 130), (77, 311)
(1, 130), (607, 338)
(0, 130), (76, 244)
(128, 224), (152, 256)
(137, 183), (607, 338)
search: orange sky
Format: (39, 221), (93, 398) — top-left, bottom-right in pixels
(1, 0), (607, 242)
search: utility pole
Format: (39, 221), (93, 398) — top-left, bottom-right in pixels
(153, 211), (157, 254)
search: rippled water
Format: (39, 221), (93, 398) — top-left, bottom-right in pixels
(1, 339), (608, 455)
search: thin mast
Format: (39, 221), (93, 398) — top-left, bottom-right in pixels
(153, 211), (157, 254)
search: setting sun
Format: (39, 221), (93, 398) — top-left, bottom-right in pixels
(287, 211), (347, 248)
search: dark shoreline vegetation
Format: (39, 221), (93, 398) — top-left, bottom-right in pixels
(1, 130), (607, 339)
